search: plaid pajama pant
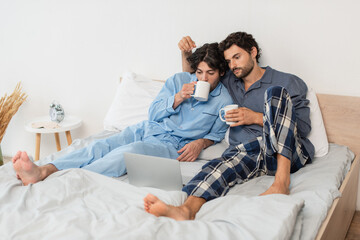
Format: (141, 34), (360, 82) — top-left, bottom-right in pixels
(183, 86), (311, 201)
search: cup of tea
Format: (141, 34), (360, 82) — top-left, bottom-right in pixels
(219, 104), (239, 125)
(191, 81), (210, 101)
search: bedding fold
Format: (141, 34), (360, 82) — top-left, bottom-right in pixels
(0, 168), (303, 240)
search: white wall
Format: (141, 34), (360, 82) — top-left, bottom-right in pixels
(1, 0), (360, 206)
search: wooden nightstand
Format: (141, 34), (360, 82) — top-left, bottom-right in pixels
(25, 116), (82, 160)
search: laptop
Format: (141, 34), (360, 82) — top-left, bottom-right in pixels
(123, 152), (184, 191)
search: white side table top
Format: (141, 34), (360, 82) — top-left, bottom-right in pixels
(25, 116), (82, 134)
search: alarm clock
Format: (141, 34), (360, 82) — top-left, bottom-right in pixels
(49, 101), (65, 123)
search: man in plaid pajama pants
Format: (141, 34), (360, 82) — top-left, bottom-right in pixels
(144, 32), (314, 220)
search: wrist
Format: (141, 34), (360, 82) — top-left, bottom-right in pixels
(173, 93), (184, 109)
(200, 139), (214, 149)
(181, 51), (194, 73)
(182, 51), (192, 57)
(256, 112), (264, 126)
(175, 92), (183, 101)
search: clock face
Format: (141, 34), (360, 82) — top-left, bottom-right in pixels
(50, 109), (57, 121)
(49, 107), (65, 122)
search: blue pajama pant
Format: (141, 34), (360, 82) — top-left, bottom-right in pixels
(183, 86), (311, 201)
(51, 121), (180, 177)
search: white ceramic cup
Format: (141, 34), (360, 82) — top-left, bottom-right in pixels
(219, 104), (239, 125)
(191, 81), (210, 101)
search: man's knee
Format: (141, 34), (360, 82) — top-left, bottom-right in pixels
(87, 139), (110, 152)
(264, 86), (289, 100)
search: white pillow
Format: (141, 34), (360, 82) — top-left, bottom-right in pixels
(103, 72), (164, 131)
(306, 87), (329, 157)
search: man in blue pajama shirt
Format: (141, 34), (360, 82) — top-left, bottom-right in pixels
(144, 32), (315, 221)
(12, 43), (233, 186)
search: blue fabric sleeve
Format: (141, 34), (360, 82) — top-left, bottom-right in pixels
(202, 115), (229, 143)
(287, 75), (311, 137)
(148, 75), (181, 122)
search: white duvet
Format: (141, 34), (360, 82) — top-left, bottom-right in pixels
(0, 164), (303, 240)
(0, 136), (354, 240)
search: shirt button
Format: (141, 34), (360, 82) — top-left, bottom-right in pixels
(191, 108), (194, 110)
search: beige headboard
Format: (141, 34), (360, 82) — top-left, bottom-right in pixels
(317, 93), (360, 156)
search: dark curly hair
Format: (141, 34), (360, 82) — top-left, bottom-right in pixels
(187, 43), (228, 74)
(219, 32), (261, 63)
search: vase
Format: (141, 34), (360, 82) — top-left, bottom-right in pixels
(0, 145), (3, 166)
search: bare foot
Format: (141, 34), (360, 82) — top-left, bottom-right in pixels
(144, 194), (191, 221)
(13, 151), (44, 185)
(260, 181), (290, 196)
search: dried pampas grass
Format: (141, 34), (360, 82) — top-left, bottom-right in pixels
(0, 82), (28, 143)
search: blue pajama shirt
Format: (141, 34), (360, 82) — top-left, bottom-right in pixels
(183, 67), (314, 201)
(51, 72), (233, 177)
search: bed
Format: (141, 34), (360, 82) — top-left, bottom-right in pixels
(0, 73), (359, 240)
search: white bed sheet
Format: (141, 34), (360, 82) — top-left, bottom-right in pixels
(0, 165), (304, 240)
(0, 131), (354, 240)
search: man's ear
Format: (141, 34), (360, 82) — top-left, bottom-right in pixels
(250, 47), (257, 59)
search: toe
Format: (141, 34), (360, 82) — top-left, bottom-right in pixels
(12, 151), (22, 163)
(146, 194), (159, 203)
(20, 151), (30, 161)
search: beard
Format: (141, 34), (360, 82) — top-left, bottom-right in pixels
(232, 59), (254, 79)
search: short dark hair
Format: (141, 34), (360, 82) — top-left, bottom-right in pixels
(187, 43), (228, 74)
(219, 32), (261, 63)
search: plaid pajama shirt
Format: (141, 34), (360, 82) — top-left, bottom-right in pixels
(183, 86), (312, 201)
